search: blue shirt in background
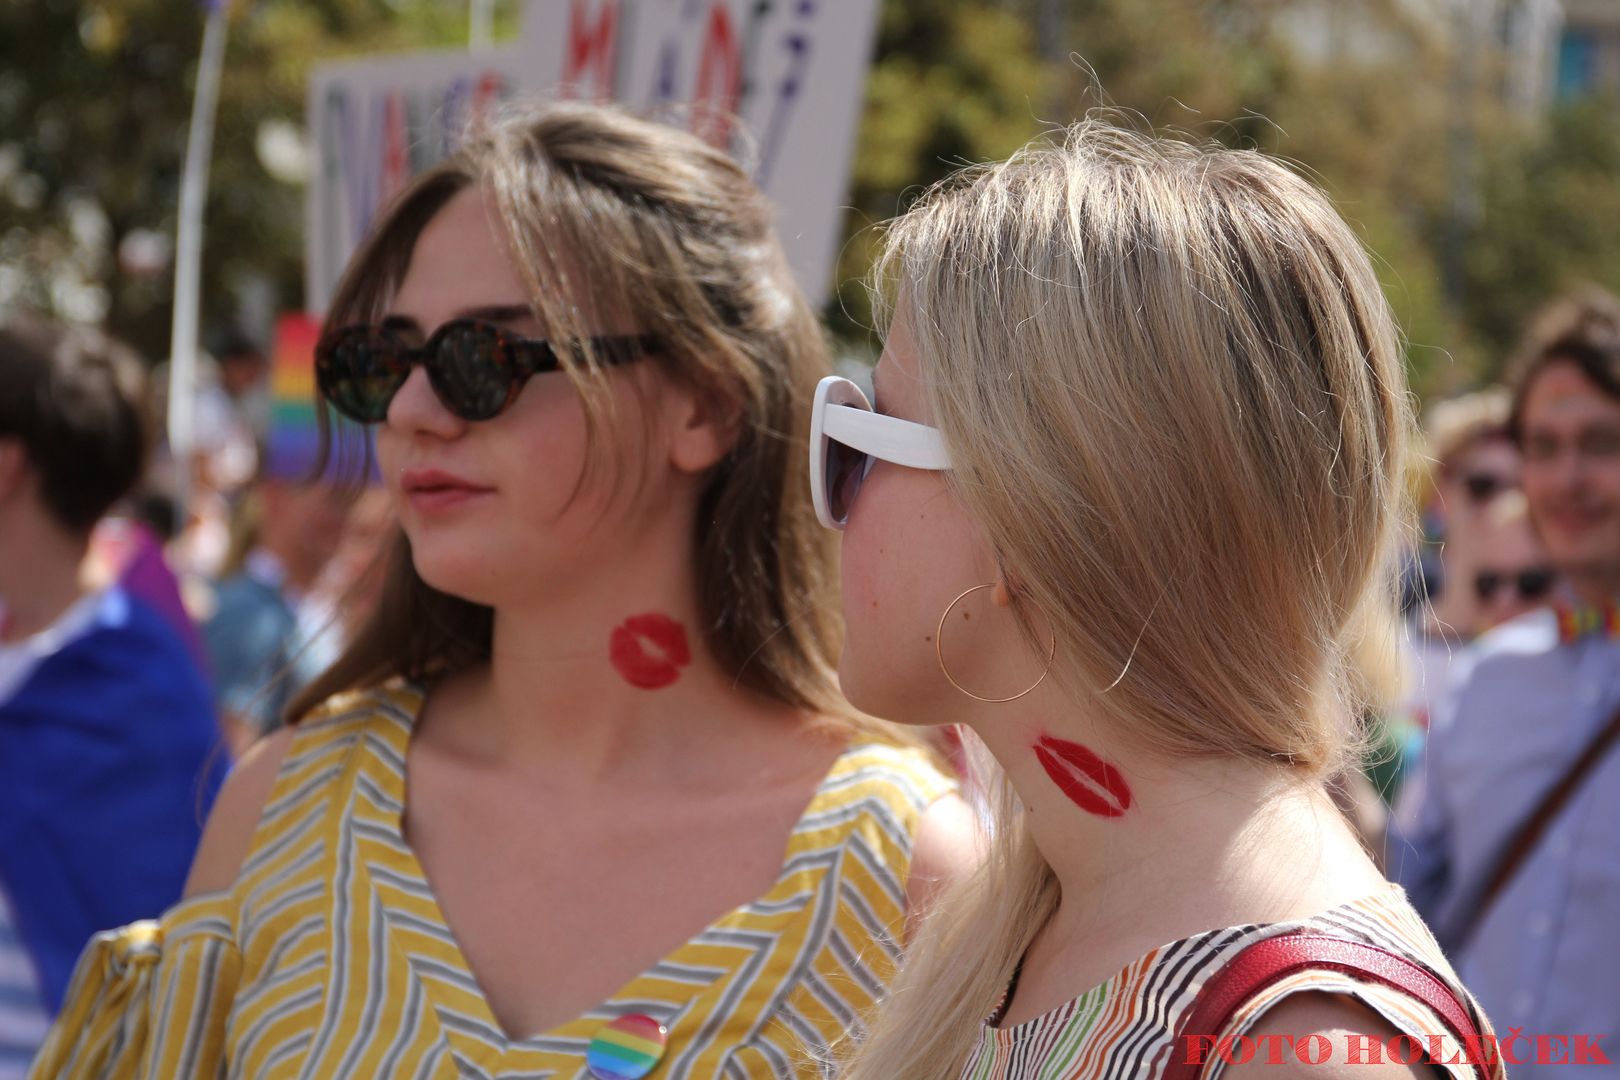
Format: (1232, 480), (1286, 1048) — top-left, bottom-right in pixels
(1390, 606), (1620, 1077)
(0, 587), (227, 1015)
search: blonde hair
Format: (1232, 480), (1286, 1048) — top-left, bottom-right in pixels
(841, 119), (1411, 1077)
(294, 101), (857, 728)
(1422, 387), (1510, 476)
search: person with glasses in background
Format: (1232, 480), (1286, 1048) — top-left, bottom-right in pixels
(1468, 493), (1556, 632)
(1390, 286), (1620, 1079)
(31, 102), (971, 1080)
(1416, 390), (1525, 638)
(1392, 395), (1553, 782)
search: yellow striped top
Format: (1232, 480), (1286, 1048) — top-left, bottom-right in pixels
(31, 683), (955, 1079)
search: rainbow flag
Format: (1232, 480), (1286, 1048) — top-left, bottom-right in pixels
(265, 313), (373, 484)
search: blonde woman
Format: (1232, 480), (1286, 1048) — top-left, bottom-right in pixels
(814, 122), (1502, 1079)
(32, 102), (970, 1080)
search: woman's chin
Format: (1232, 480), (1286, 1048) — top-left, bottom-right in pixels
(409, 549), (504, 607)
(837, 658), (928, 727)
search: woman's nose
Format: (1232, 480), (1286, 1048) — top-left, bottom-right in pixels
(385, 366), (465, 438)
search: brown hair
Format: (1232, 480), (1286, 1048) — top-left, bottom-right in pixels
(1507, 284), (1620, 444)
(0, 314), (148, 534)
(288, 101), (852, 725)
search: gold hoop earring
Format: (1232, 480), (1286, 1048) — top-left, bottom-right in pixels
(936, 583), (1057, 703)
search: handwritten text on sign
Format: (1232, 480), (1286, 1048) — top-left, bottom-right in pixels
(306, 0), (880, 312)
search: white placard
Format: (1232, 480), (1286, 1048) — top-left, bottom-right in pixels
(305, 0), (881, 312)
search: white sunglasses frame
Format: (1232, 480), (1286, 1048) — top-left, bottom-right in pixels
(809, 374), (952, 530)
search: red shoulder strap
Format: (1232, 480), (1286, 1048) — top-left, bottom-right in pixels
(1161, 932), (1489, 1080)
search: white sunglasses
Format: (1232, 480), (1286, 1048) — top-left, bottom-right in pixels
(809, 374), (952, 530)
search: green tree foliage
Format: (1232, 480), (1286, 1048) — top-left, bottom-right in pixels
(1461, 99), (1620, 379)
(829, 0), (1049, 342)
(841, 0), (1620, 397)
(0, 0), (490, 360)
(2, 0), (1616, 399)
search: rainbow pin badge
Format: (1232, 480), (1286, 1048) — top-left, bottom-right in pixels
(586, 1013), (668, 1080)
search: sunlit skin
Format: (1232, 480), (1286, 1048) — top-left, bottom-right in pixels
(837, 312), (1403, 1049)
(1519, 360), (1620, 605)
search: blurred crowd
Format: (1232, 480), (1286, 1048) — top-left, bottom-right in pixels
(1, 278), (1618, 1075)
(0, 317), (392, 1077)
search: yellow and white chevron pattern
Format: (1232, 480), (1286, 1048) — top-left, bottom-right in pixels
(34, 683), (953, 1080)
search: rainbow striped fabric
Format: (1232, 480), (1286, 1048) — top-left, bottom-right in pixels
(959, 884), (1502, 1080)
(1556, 600), (1620, 643)
(32, 683), (954, 1079)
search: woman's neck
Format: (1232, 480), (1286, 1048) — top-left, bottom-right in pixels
(416, 525), (809, 784)
(0, 515), (92, 643)
(971, 704), (1386, 1006)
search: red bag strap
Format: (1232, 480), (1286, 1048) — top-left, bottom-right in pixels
(1161, 932), (1489, 1080)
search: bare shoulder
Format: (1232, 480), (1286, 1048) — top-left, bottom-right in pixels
(904, 793), (980, 934)
(182, 726), (297, 898)
(1221, 992), (1432, 1078)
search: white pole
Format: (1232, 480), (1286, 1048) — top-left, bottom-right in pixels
(470, 0), (495, 51)
(167, 6), (230, 535)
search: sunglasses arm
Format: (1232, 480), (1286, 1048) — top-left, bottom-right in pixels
(823, 407), (952, 471)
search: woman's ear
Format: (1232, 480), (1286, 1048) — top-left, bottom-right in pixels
(664, 380), (743, 475)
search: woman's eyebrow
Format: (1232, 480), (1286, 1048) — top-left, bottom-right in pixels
(455, 303), (535, 324)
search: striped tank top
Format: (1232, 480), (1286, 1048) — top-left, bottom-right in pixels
(961, 884), (1502, 1080)
(31, 682), (953, 1079)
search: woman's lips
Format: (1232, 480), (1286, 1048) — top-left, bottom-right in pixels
(400, 468), (494, 514)
(609, 613), (692, 690)
(1033, 735), (1133, 818)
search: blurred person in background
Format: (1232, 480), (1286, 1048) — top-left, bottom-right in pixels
(201, 472), (349, 751)
(1469, 492), (1556, 632)
(149, 335), (268, 584)
(1390, 286), (1620, 1077)
(1420, 389), (1522, 637)
(301, 486), (393, 648)
(1402, 389), (1522, 729)
(0, 316), (226, 1078)
(186, 331), (269, 499)
(84, 490), (209, 673)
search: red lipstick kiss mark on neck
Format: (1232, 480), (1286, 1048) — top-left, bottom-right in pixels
(1033, 735), (1132, 818)
(609, 613), (692, 690)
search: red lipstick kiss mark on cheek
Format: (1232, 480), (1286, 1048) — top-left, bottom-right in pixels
(609, 613), (692, 690)
(1033, 735), (1132, 818)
